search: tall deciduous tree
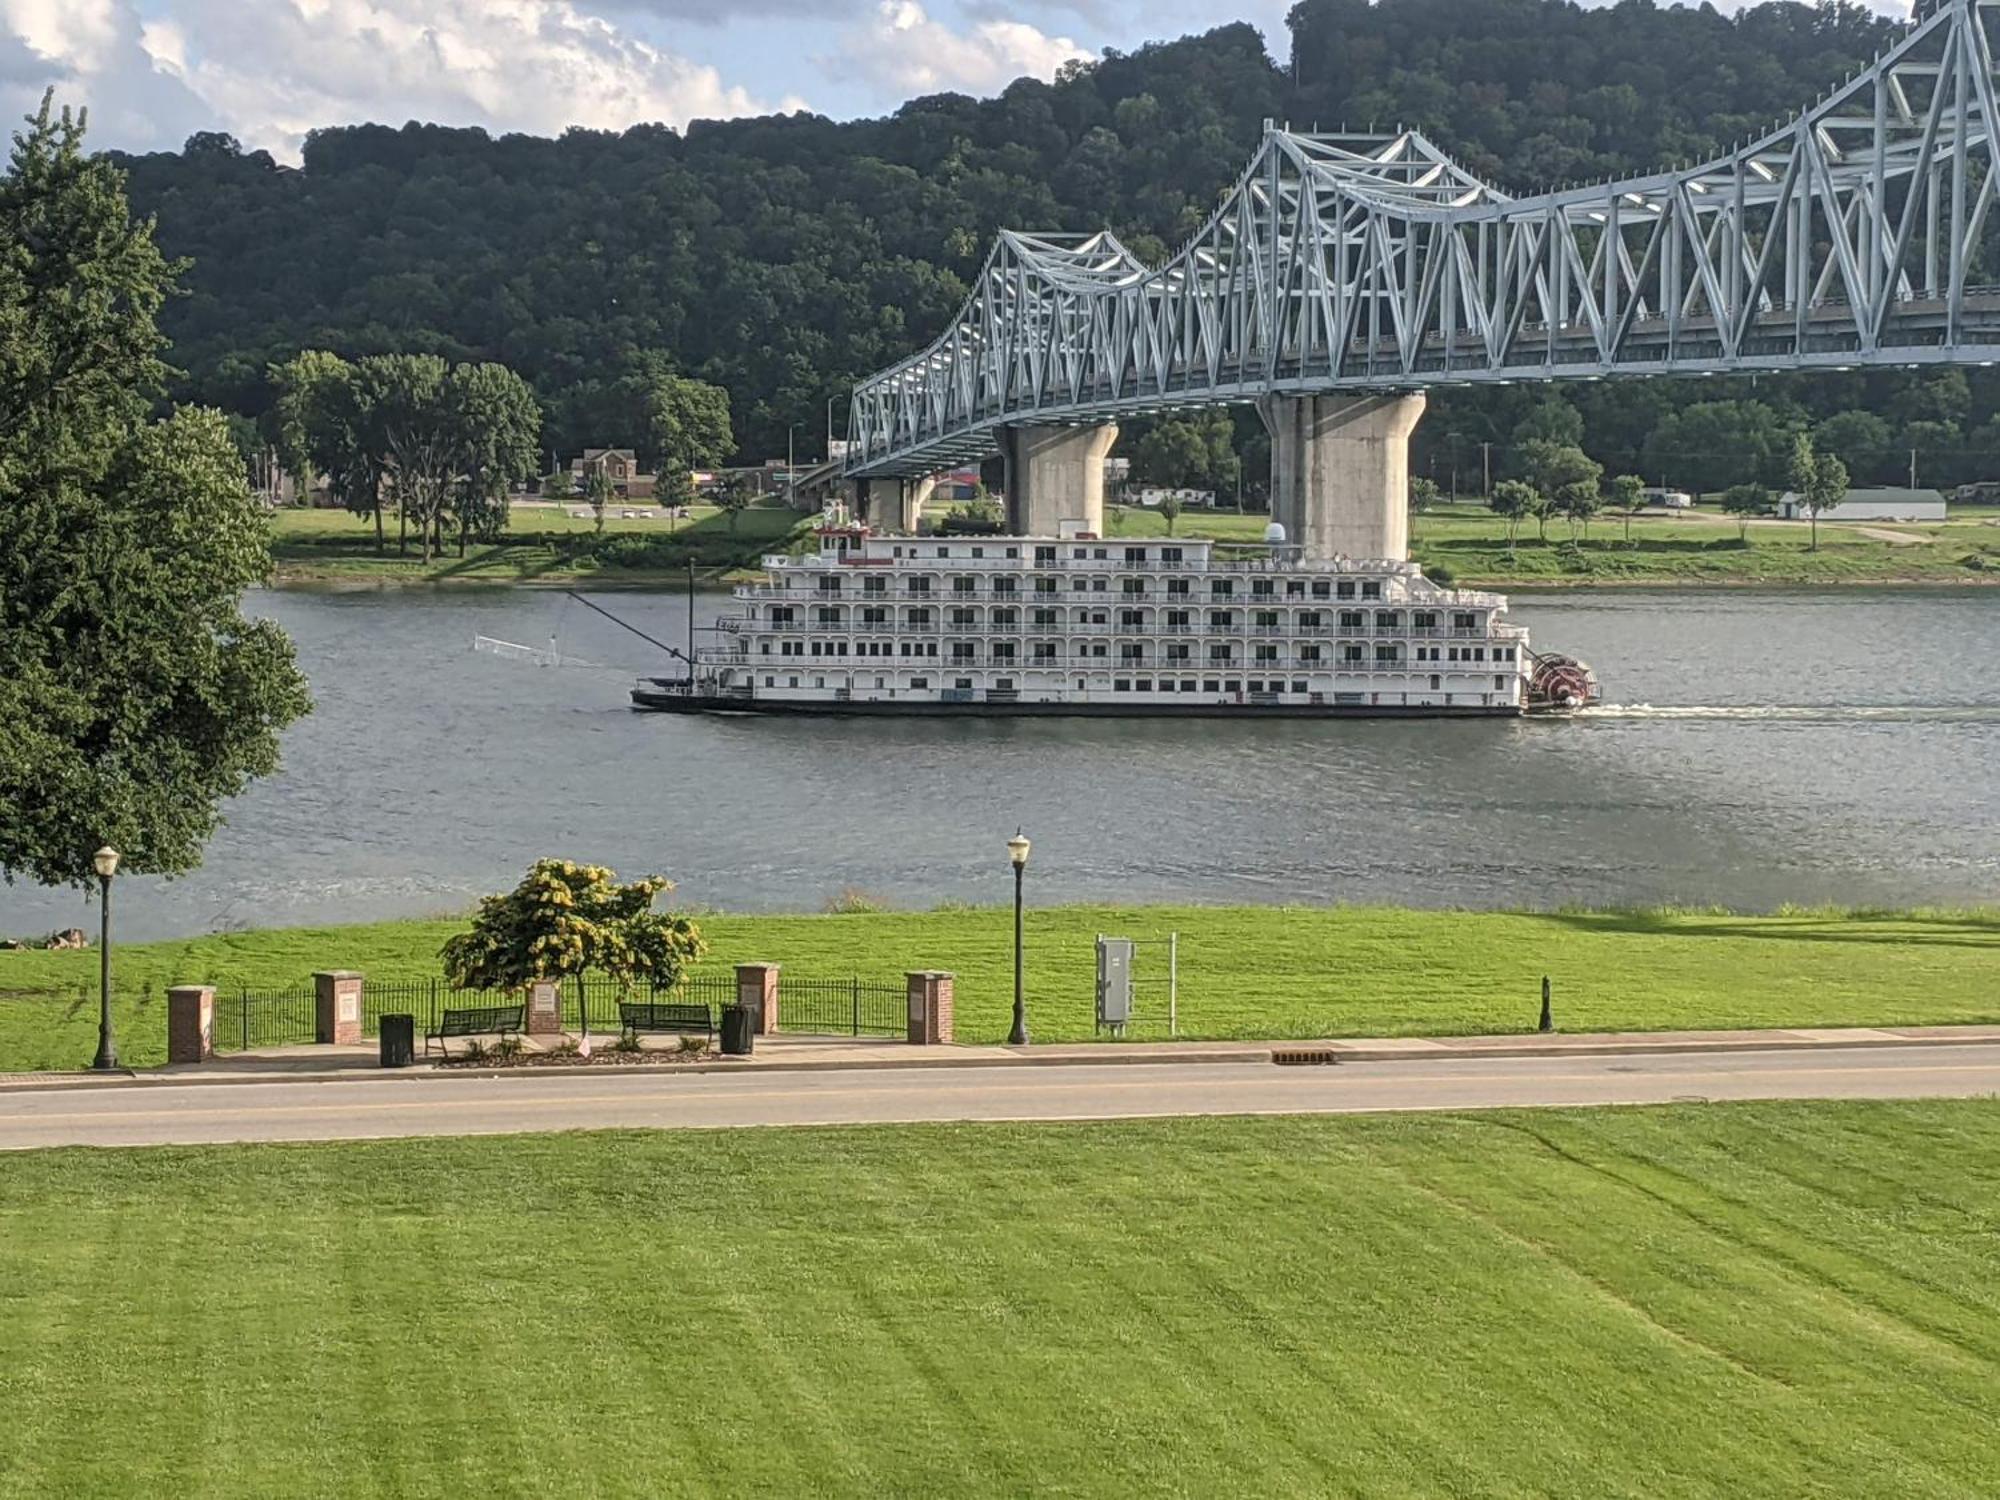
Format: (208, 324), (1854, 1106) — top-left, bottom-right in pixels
(0, 95), (310, 888)
(1489, 479), (1537, 558)
(440, 859), (706, 994)
(447, 362), (541, 553)
(1788, 434), (1849, 553)
(649, 375), (734, 503)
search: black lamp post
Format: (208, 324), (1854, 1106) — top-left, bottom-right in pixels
(91, 844), (120, 1071)
(1007, 830), (1031, 1046)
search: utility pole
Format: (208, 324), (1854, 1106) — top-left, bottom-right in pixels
(1481, 441), (1493, 500)
(1910, 446), (1919, 490)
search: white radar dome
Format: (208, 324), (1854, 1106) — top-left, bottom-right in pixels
(1263, 521), (1287, 545)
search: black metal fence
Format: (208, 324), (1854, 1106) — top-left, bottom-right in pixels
(197, 968), (904, 1050)
(780, 976), (907, 1038)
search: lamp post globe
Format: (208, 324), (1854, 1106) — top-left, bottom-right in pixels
(1007, 831), (1030, 1046)
(91, 845), (120, 1071)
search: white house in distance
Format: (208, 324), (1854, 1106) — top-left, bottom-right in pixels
(1776, 486), (1947, 522)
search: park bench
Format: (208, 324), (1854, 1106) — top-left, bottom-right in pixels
(618, 1000), (714, 1046)
(425, 1003), (524, 1058)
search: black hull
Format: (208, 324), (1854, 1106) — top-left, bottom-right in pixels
(630, 689), (1526, 719)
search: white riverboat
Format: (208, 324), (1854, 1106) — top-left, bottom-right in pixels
(631, 519), (1598, 718)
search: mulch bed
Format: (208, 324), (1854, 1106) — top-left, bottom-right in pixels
(437, 1046), (735, 1069)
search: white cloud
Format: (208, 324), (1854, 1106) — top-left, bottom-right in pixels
(0, 0), (792, 161)
(841, 0), (1089, 96)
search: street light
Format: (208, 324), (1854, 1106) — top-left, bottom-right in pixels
(1007, 830), (1031, 1046)
(91, 845), (119, 1071)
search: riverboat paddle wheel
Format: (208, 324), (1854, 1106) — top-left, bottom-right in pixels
(1526, 652), (1600, 713)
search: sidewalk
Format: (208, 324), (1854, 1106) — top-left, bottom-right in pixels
(6, 1022), (1999, 1093)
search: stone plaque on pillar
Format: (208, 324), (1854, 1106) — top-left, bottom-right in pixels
(735, 963), (780, 1035)
(314, 970), (364, 1045)
(167, 985), (215, 1064)
(526, 980), (563, 1035)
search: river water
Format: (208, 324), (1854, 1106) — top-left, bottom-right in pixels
(7, 586), (1998, 941)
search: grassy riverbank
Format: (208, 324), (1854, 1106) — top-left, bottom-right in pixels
(5, 903), (1995, 1071)
(1113, 500), (2000, 586)
(4, 1100), (1997, 1494)
(265, 500), (812, 585)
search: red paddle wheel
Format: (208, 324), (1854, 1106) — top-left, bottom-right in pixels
(1526, 652), (1600, 712)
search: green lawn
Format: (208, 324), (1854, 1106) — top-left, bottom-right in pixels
(3, 1101), (1997, 1495)
(265, 501), (812, 584)
(1107, 501), (2000, 586)
(4, 904), (1995, 1070)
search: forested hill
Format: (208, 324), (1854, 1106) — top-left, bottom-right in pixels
(116, 0), (1992, 489)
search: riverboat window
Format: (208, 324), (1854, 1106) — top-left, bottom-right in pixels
(1447, 647), (1459, 661)
(817, 576), (841, 593)
(1495, 676), (1507, 690)
(1292, 680), (1308, 694)
(1114, 679), (1131, 692)
(1124, 547), (1148, 563)
(1120, 643), (1145, 661)
(1091, 578), (1108, 592)
(1474, 647), (1486, 660)
(1361, 582), (1382, 599)
(911, 678), (929, 689)
(1412, 611), (1437, 629)
(952, 576), (977, 594)
(1299, 611), (1322, 628)
(1252, 579), (1275, 597)
(951, 644), (976, 662)
(1072, 548), (1088, 559)
(1336, 581), (1356, 599)
(789, 676), (800, 687)
(1034, 577), (1057, 594)
(993, 643), (1016, 662)
(1375, 644), (1401, 662)
(1071, 578), (1089, 592)
(760, 642), (771, 655)
(936, 546), (951, 557)
(1286, 580), (1304, 597)
(1453, 611), (1478, 631)
(970, 547), (984, 558)
(1122, 578), (1146, 595)
(956, 678), (973, 690)
(1209, 610), (1234, 629)
(1431, 675), (1442, 691)
(1119, 609), (1145, 628)
(906, 577), (931, 594)
(1375, 610), (1400, 629)
(1312, 581), (1332, 599)
(862, 607), (887, 625)
(1226, 679), (1242, 693)
(1248, 680), (1265, 694)
(1089, 610), (1108, 624)
(1166, 609), (1191, 629)
(1089, 644), (1107, 657)
(1161, 547), (1184, 564)
(1167, 578), (1191, 596)
(996, 678), (1016, 691)
(1032, 608), (1057, 626)
(1095, 548), (1109, 559)
(1203, 678), (1221, 692)
(765, 676), (775, 687)
(770, 606), (795, 625)
(992, 608), (1018, 628)
(1254, 644), (1278, 663)
(1166, 643), (1191, 661)
(1338, 610), (1364, 629)
(1301, 645), (1322, 663)
(1342, 645), (1364, 663)
(1033, 643), (1057, 661)
(993, 577), (1018, 595)
(1208, 644), (1232, 662)
(815, 607), (843, 626)
(863, 576), (887, 594)
(1254, 610), (1279, 628)
(1035, 546), (1057, 563)
(1210, 579), (1234, 597)
(1136, 679), (1153, 691)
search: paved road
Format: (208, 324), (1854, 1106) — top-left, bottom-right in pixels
(3, 1042), (1997, 1150)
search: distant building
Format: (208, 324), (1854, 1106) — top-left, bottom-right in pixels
(1776, 487), (1946, 522)
(571, 448), (656, 500)
(1638, 487), (1694, 509)
(1134, 487), (1215, 508)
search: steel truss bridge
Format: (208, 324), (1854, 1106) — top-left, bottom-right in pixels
(846, 0), (2000, 478)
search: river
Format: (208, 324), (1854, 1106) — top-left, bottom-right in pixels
(7, 586), (1998, 941)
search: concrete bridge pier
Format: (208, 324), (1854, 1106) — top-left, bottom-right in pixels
(1257, 393), (1425, 561)
(998, 423), (1119, 537)
(859, 474), (935, 534)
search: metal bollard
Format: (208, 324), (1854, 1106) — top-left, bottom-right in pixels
(1538, 975), (1554, 1033)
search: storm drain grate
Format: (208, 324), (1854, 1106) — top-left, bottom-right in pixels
(1271, 1049), (1339, 1066)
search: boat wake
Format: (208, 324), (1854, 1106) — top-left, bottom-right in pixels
(1577, 703), (2000, 723)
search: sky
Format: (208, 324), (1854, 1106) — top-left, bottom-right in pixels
(0, 0), (1917, 163)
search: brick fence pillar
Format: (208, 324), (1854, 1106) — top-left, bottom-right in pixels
(905, 971), (955, 1045)
(166, 985), (215, 1064)
(314, 970), (364, 1045)
(736, 963), (780, 1035)
(525, 979), (564, 1035)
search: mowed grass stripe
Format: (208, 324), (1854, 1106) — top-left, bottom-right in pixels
(4, 1102), (1999, 1496)
(4, 903), (1997, 1070)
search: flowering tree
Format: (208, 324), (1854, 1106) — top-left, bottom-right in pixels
(440, 859), (705, 994)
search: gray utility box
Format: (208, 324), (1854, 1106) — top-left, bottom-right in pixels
(1096, 938), (1134, 1030)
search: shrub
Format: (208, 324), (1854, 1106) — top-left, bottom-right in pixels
(460, 1038), (488, 1063)
(677, 1034), (710, 1056)
(825, 885), (888, 915)
(493, 1035), (524, 1060)
(613, 1032), (644, 1054)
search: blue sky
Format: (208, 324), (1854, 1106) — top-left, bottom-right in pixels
(0, 0), (1909, 161)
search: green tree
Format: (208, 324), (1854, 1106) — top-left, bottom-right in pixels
(1489, 479), (1537, 558)
(1556, 480), (1600, 545)
(440, 859), (706, 995)
(1408, 476), (1441, 539)
(446, 362), (541, 552)
(586, 468), (615, 534)
(1156, 492), (1184, 535)
(1788, 434), (1849, 553)
(0, 96), (310, 889)
(1519, 440), (1600, 543)
(1608, 473), (1645, 545)
(1719, 482), (1774, 542)
(648, 375), (734, 502)
(712, 474), (753, 533)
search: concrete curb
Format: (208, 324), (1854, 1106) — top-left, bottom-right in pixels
(4, 1026), (1998, 1094)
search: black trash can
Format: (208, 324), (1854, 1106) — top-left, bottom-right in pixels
(379, 1013), (416, 1068)
(720, 1004), (755, 1057)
